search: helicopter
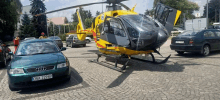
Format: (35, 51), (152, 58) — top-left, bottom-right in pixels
(35, 0), (181, 72)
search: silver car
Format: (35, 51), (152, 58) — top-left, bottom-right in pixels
(66, 34), (86, 47)
(48, 36), (63, 49)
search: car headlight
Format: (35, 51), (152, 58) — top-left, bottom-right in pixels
(9, 68), (24, 74)
(57, 63), (67, 68)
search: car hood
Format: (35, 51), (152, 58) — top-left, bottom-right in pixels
(10, 52), (66, 69)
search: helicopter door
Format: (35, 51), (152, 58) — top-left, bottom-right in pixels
(103, 18), (130, 47)
(154, 3), (181, 34)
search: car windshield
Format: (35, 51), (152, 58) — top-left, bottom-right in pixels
(16, 41), (59, 56)
(178, 30), (200, 36)
(48, 36), (60, 40)
(121, 15), (158, 32)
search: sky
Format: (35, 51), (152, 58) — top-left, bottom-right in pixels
(20, 0), (207, 21)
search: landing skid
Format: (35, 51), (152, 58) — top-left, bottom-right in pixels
(90, 53), (171, 72)
(90, 53), (130, 72)
(131, 53), (171, 64)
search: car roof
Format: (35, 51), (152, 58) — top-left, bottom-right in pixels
(21, 39), (54, 44)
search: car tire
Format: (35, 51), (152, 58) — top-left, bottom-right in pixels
(86, 39), (90, 43)
(83, 44), (86, 47)
(71, 42), (73, 48)
(201, 45), (210, 56)
(9, 85), (19, 91)
(1, 56), (7, 67)
(177, 51), (184, 55)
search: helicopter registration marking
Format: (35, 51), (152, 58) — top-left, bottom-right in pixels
(175, 41), (184, 44)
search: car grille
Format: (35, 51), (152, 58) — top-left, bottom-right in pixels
(26, 66), (55, 73)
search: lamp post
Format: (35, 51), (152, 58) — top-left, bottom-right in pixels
(206, 0), (209, 28)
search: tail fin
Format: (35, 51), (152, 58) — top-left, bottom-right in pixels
(76, 8), (88, 41)
(154, 3), (181, 34)
(76, 8), (86, 32)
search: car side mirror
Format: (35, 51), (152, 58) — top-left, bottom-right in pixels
(61, 47), (66, 51)
(9, 52), (13, 55)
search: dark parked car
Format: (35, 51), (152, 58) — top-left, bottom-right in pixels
(0, 40), (11, 67)
(170, 29), (220, 56)
(66, 34), (86, 47)
(48, 36), (63, 49)
(7, 39), (71, 91)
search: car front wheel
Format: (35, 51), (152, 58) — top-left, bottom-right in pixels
(177, 51), (184, 55)
(86, 39), (90, 43)
(201, 45), (210, 56)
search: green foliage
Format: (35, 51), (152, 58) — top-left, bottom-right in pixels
(71, 8), (94, 30)
(57, 34), (66, 41)
(203, 0), (220, 23)
(96, 11), (101, 16)
(153, 0), (200, 25)
(29, 0), (47, 37)
(84, 18), (93, 28)
(144, 9), (154, 16)
(0, 0), (19, 41)
(19, 12), (37, 37)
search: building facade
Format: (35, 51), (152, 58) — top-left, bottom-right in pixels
(47, 17), (68, 25)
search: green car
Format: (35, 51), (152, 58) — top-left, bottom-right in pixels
(7, 39), (71, 91)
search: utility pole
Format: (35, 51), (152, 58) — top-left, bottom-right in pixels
(102, 0), (103, 13)
(59, 25), (60, 35)
(53, 23), (54, 36)
(206, 0), (209, 28)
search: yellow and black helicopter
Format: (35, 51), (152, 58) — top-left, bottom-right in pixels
(36, 0), (181, 72)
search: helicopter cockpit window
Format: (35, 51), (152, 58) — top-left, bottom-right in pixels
(109, 19), (126, 37)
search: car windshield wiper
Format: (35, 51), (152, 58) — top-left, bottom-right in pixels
(29, 52), (57, 55)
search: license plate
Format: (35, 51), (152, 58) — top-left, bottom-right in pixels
(175, 41), (184, 43)
(32, 74), (53, 81)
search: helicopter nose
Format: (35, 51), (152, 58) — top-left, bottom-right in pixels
(154, 29), (169, 48)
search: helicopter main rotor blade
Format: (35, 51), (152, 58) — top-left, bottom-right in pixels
(119, 3), (130, 10)
(107, 0), (128, 4)
(35, 1), (107, 16)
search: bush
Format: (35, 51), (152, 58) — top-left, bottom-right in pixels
(57, 34), (66, 41)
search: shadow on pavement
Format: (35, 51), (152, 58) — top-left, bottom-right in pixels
(171, 50), (220, 58)
(16, 66), (88, 95)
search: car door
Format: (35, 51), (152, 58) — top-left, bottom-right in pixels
(213, 30), (220, 50)
(203, 30), (219, 50)
(104, 18), (130, 47)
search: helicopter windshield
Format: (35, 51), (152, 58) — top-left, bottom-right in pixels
(120, 15), (158, 32)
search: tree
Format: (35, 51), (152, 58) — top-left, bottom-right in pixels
(203, 0), (220, 23)
(88, 10), (92, 18)
(96, 11), (101, 16)
(19, 12), (36, 37)
(72, 10), (78, 22)
(0, 0), (19, 41)
(21, 12), (31, 25)
(144, 9), (154, 17)
(71, 8), (94, 29)
(153, 0), (200, 25)
(29, 0), (47, 37)
(84, 18), (93, 28)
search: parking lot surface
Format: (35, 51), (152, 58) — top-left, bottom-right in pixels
(1, 40), (220, 100)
